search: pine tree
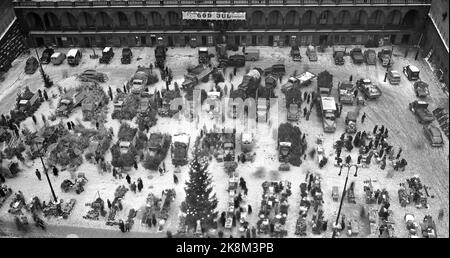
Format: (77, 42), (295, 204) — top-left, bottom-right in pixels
(183, 153), (218, 230)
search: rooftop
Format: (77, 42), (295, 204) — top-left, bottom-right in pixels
(13, 0), (432, 7)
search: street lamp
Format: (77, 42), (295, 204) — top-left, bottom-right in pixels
(34, 48), (53, 88)
(332, 162), (359, 238)
(34, 139), (58, 202)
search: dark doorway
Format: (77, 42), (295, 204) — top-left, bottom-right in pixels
(390, 35), (396, 44)
(84, 37), (91, 47)
(56, 37), (63, 47)
(401, 34), (410, 44)
(319, 35), (328, 45)
(234, 35), (240, 46)
(201, 36), (207, 46)
(141, 36), (146, 45)
(151, 36), (156, 47)
(168, 36), (174, 47)
(184, 36), (190, 46)
(252, 35), (257, 46)
(284, 35), (290, 46)
(268, 35), (274, 46)
(35, 37), (45, 47)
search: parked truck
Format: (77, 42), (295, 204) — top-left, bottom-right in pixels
(317, 96), (337, 133)
(99, 47), (114, 64)
(121, 48), (133, 64)
(290, 46), (302, 61)
(198, 47), (210, 64)
(287, 103), (300, 122)
(356, 79), (382, 100)
(155, 44), (167, 69)
(345, 111), (358, 134)
(216, 43), (228, 67)
(182, 65), (213, 89)
(278, 141), (292, 171)
(281, 72), (316, 94)
(171, 133), (190, 166)
(350, 48), (364, 64)
(230, 68), (263, 99)
(338, 81), (355, 105)
(147, 133), (171, 170)
(333, 47), (346, 65)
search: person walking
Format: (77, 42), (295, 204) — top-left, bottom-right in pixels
(107, 199), (112, 209)
(152, 214), (157, 227)
(130, 182), (137, 193)
(70, 121), (75, 130)
(133, 161), (138, 170)
(353, 89), (358, 99)
(349, 75), (353, 82)
(43, 90), (49, 101)
(67, 122), (72, 130)
(173, 174), (179, 184)
(233, 67), (237, 76)
(32, 115), (37, 124)
(396, 147), (402, 159)
(0, 173), (5, 183)
(35, 169), (42, 181)
(361, 112), (366, 124)
(372, 125), (378, 135)
(303, 107), (308, 117)
(159, 167), (164, 176)
(137, 178), (143, 192)
(248, 204), (252, 215)
(119, 220), (125, 233)
(303, 91), (308, 101)
(52, 166), (59, 177)
(126, 174), (131, 184)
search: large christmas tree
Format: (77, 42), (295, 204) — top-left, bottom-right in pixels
(183, 153), (218, 230)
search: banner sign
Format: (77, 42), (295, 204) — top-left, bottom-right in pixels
(182, 11), (246, 21)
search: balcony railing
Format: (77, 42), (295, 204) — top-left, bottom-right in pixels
(13, 0), (431, 8)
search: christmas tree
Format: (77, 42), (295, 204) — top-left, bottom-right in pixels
(183, 153), (218, 230)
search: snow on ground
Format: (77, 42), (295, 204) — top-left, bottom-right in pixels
(0, 45), (448, 238)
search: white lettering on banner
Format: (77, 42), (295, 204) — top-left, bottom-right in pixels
(182, 11), (246, 21)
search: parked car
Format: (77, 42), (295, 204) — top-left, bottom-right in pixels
(67, 48), (82, 66)
(423, 125), (444, 147)
(121, 48), (133, 64)
(387, 70), (401, 85)
(306, 45), (318, 61)
(244, 49), (260, 61)
(364, 49), (376, 65)
(228, 54), (245, 67)
(99, 47), (114, 64)
(350, 48), (364, 64)
(24, 57), (39, 74)
(40, 48), (54, 64)
(290, 46), (302, 62)
(50, 52), (66, 65)
(264, 63), (286, 76)
(79, 70), (108, 82)
(414, 81), (430, 98)
(333, 47), (345, 65)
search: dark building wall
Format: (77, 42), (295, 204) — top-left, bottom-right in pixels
(13, 0), (430, 48)
(422, 0), (449, 88)
(0, 0), (26, 72)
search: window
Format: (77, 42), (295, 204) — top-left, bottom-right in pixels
(356, 35), (362, 43)
(207, 36), (213, 45)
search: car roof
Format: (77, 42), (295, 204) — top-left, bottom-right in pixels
(408, 65), (419, 72)
(67, 49), (79, 57)
(51, 52), (62, 58)
(390, 70), (400, 76)
(428, 126), (441, 136)
(103, 47), (111, 52)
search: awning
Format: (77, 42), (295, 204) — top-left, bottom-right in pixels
(182, 11), (246, 21)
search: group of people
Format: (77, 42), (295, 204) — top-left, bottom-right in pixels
(334, 124), (408, 172)
(125, 174), (144, 193)
(34, 166), (59, 181)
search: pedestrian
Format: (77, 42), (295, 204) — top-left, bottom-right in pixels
(251, 226), (257, 238)
(303, 107), (308, 117)
(396, 147), (402, 159)
(303, 91), (308, 101)
(384, 128), (389, 138)
(159, 167), (164, 176)
(130, 182), (137, 193)
(125, 222), (130, 232)
(137, 178), (143, 192)
(357, 155), (362, 164)
(112, 167), (117, 179)
(35, 169), (42, 181)
(70, 121), (75, 129)
(67, 122), (72, 130)
(246, 229), (251, 238)
(349, 75), (353, 82)
(380, 156), (387, 170)
(123, 84), (127, 93)
(126, 174), (131, 184)
(353, 89), (358, 98)
(107, 199), (112, 209)
(248, 204), (252, 215)
(162, 162), (166, 173)
(400, 158), (407, 171)
(229, 72), (233, 82)
(372, 125), (378, 135)
(361, 112), (366, 124)
(218, 230), (224, 238)
(119, 220), (125, 232)
(307, 93), (311, 104)
(0, 173), (5, 183)
(379, 125), (385, 135)
(108, 86), (113, 101)
(152, 214), (157, 227)
(438, 209), (444, 220)
(233, 67), (237, 76)
(32, 115), (37, 124)
(173, 174), (179, 184)
(52, 166), (59, 177)
(43, 90), (49, 101)
(133, 161), (138, 170)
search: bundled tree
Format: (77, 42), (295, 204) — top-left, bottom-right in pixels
(183, 154), (218, 231)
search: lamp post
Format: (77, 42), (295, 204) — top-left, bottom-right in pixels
(332, 163), (359, 238)
(34, 48), (53, 88)
(35, 141), (58, 202)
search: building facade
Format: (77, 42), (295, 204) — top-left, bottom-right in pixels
(13, 0), (430, 49)
(0, 0), (27, 72)
(422, 0), (449, 88)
